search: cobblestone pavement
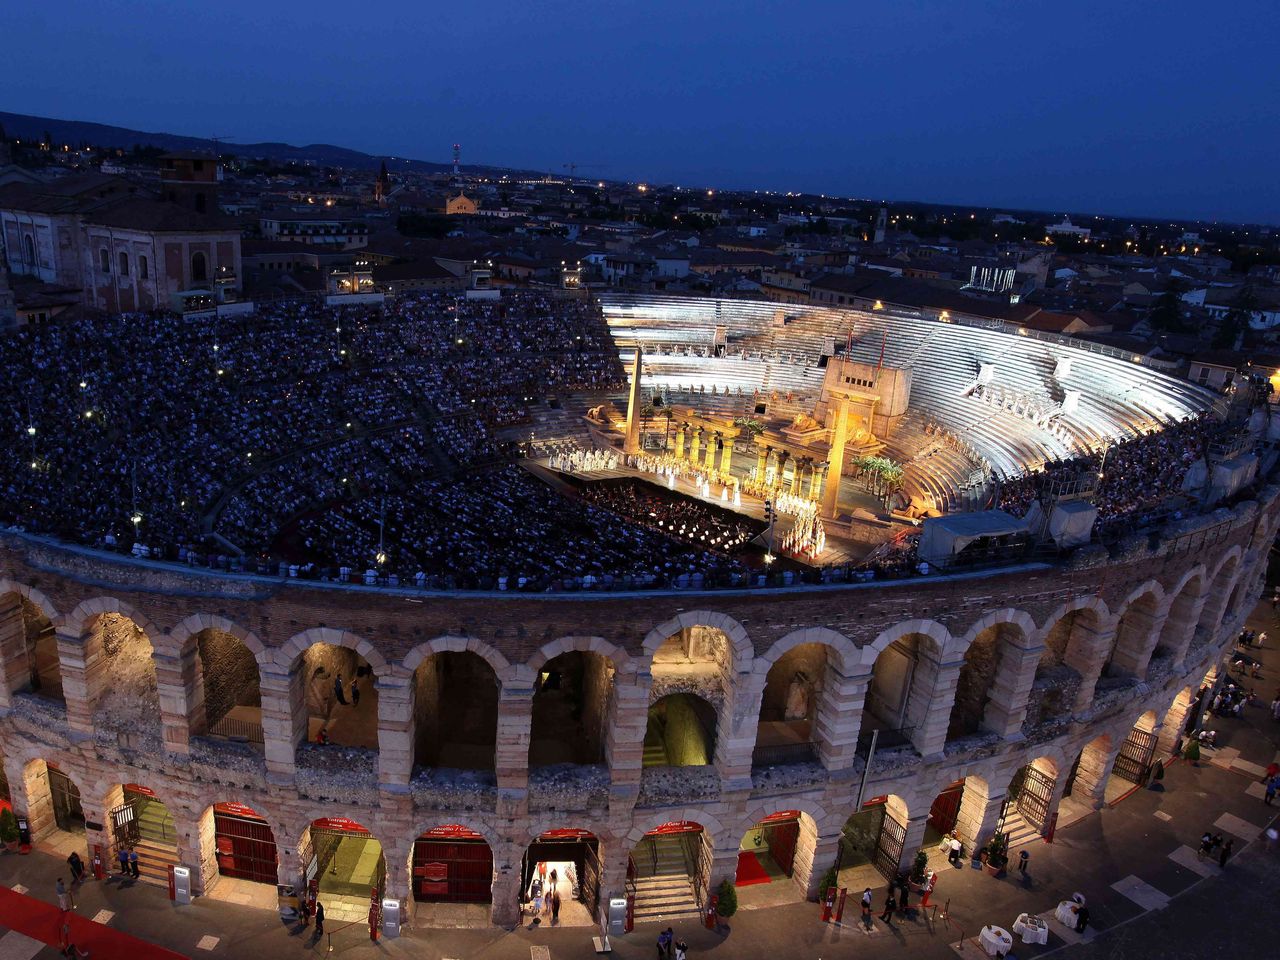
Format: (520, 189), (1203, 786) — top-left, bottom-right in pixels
(3, 599), (1278, 960)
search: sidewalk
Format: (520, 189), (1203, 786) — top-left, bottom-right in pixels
(3, 601), (1279, 960)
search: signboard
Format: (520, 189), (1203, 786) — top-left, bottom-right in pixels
(419, 824), (485, 840)
(539, 828), (596, 840)
(757, 810), (801, 825)
(124, 783), (157, 798)
(646, 821), (703, 836)
(311, 817), (370, 834)
(214, 802), (264, 820)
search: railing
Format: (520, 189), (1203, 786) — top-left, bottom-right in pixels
(751, 740), (818, 767)
(208, 715), (265, 744)
(682, 834), (706, 913)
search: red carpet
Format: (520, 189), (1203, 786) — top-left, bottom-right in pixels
(0, 884), (187, 959)
(735, 850), (772, 886)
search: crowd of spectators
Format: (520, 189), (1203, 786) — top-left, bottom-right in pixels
(0, 292), (621, 563)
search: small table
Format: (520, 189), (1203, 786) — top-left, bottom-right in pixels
(979, 925), (1013, 957)
(1054, 901), (1080, 927)
(1013, 913), (1049, 945)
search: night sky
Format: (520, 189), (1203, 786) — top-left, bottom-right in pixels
(7, 0), (1278, 223)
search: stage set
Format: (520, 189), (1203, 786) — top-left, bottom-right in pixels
(541, 350), (920, 568)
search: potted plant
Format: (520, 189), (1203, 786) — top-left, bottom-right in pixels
(715, 878), (738, 919)
(1184, 740), (1201, 767)
(908, 848), (929, 888)
(0, 809), (19, 852)
(983, 831), (1009, 877)
(817, 866), (839, 903)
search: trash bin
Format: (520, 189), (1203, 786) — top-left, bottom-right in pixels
(171, 866), (192, 905)
(607, 897), (627, 937)
(16, 817), (31, 846)
(381, 899), (401, 939)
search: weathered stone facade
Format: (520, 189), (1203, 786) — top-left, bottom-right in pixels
(0, 485), (1276, 928)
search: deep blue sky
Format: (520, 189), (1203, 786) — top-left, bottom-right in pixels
(7, 1), (1279, 223)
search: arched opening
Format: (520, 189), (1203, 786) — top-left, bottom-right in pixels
(652, 625), (732, 674)
(865, 633), (938, 752)
(530, 651), (613, 768)
(412, 824), (493, 926)
(1163, 685), (1200, 751)
(191, 250), (208, 284)
(836, 794), (910, 885)
(946, 623), (1023, 743)
(84, 612), (159, 738)
(1024, 609), (1094, 730)
(413, 652), (498, 773)
(197, 802), (279, 907)
(734, 810), (815, 907)
(644, 694), (717, 767)
(629, 821), (709, 922)
(23, 234), (36, 267)
(118, 251), (129, 277)
(941, 774), (1004, 858)
(754, 644), (827, 766)
(190, 629), (262, 745)
(303, 817), (386, 917)
(299, 642), (378, 749)
(139, 254), (149, 280)
(22, 759), (84, 846)
(521, 829), (600, 926)
(105, 783), (178, 881)
(1111, 710), (1159, 792)
(99, 248), (110, 274)
(1104, 591), (1161, 682)
(1004, 757), (1058, 840)
(6, 595), (62, 702)
(927, 778), (966, 849)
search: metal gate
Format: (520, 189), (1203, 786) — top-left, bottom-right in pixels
(109, 801), (139, 854)
(928, 782), (964, 836)
(582, 841), (602, 916)
(214, 809), (279, 885)
(1013, 765), (1056, 832)
(873, 814), (907, 880)
(46, 767), (84, 834)
(1113, 727), (1157, 786)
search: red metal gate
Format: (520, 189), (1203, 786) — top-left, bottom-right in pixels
(214, 803), (278, 885)
(413, 825), (493, 903)
(927, 781), (964, 836)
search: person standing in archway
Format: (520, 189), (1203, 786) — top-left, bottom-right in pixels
(334, 674), (347, 705)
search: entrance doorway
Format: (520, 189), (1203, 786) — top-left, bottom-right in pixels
(412, 825), (493, 904)
(734, 810), (803, 905)
(212, 803), (278, 885)
(35, 761), (85, 842)
(108, 784), (177, 883)
(837, 795), (908, 883)
(521, 829), (600, 926)
(305, 817), (386, 923)
(629, 822), (708, 924)
(926, 780), (964, 846)
(1113, 713), (1158, 789)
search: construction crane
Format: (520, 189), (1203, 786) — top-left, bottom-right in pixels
(563, 162), (605, 180)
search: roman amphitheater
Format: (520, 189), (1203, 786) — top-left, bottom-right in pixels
(0, 290), (1276, 929)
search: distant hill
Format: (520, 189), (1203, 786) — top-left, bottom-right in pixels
(0, 110), (520, 175)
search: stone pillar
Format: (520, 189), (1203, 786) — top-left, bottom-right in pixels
(623, 347), (644, 455)
(607, 670), (649, 797)
(57, 626), (94, 735)
(495, 681), (534, 794)
(897, 813), (930, 874)
(376, 673), (414, 790)
(18, 760), (52, 840)
(1068, 623), (1117, 715)
(705, 834), (739, 899)
(982, 638), (1043, 738)
(1111, 607), (1168, 679)
(674, 426), (686, 460)
(719, 440), (733, 474)
(910, 653), (962, 759)
(814, 667), (869, 771)
(821, 399), (851, 518)
(599, 835), (632, 903)
(1157, 690), (1194, 757)
(0, 593), (25, 707)
(811, 463), (828, 503)
(796, 822), (840, 901)
(170, 807), (208, 894)
(953, 780), (1006, 851)
(260, 665), (303, 782)
(153, 650), (193, 757)
(379, 834), (414, 906)
(704, 434), (718, 471)
(490, 846), (523, 927)
(755, 445), (768, 482)
(714, 671), (757, 789)
(1071, 742), (1118, 809)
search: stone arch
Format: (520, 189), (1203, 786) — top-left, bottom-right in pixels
(1194, 550), (1242, 650)
(1154, 568), (1207, 666)
(526, 635), (629, 676)
(166, 614), (267, 662)
(749, 631), (858, 768)
(59, 596), (161, 644)
(1105, 582), (1166, 681)
(278, 627), (388, 675)
(403, 635), (510, 680)
(19, 757), (87, 843)
(946, 610), (1037, 742)
(74, 607), (161, 738)
(863, 621), (952, 756)
(184, 626), (265, 742)
(645, 692), (718, 766)
(862, 619), (951, 665)
(626, 808), (727, 846)
(195, 801), (282, 890)
(529, 641), (619, 768)
(1025, 596), (1109, 726)
(0, 579), (59, 624)
(758, 627), (860, 676)
(641, 610), (752, 673)
(0, 583), (63, 702)
(731, 801), (828, 901)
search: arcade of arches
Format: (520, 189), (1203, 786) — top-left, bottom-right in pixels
(0, 501), (1269, 927)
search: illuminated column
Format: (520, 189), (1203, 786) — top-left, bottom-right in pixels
(623, 347), (644, 455)
(821, 398), (852, 519)
(674, 425), (686, 460)
(704, 433), (718, 470)
(811, 462), (828, 502)
(719, 439), (734, 475)
(689, 429), (702, 464)
(755, 445), (768, 482)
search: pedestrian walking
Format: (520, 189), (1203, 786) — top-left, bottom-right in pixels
(861, 897), (873, 930)
(551, 890), (561, 924)
(879, 893), (896, 925)
(1219, 839), (1233, 868)
(117, 847), (129, 876)
(948, 835), (962, 865)
(314, 901), (326, 935)
(350, 678), (360, 706)
(1018, 849), (1029, 874)
(657, 926), (673, 960)
(674, 937), (688, 960)
(129, 848), (140, 879)
(56, 877), (71, 910)
(67, 852), (85, 886)
(920, 871), (936, 909)
(334, 674), (347, 705)
(1265, 777), (1277, 806)
(1074, 905), (1090, 933)
(1197, 831), (1213, 859)
(298, 897), (311, 927)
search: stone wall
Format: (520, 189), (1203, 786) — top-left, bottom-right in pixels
(198, 630), (260, 726)
(760, 644), (826, 722)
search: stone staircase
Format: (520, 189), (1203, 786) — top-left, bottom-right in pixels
(129, 800), (179, 886)
(1002, 809), (1041, 849)
(631, 836), (701, 923)
(642, 716), (668, 767)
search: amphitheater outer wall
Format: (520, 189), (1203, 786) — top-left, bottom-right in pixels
(1, 485), (1277, 927)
